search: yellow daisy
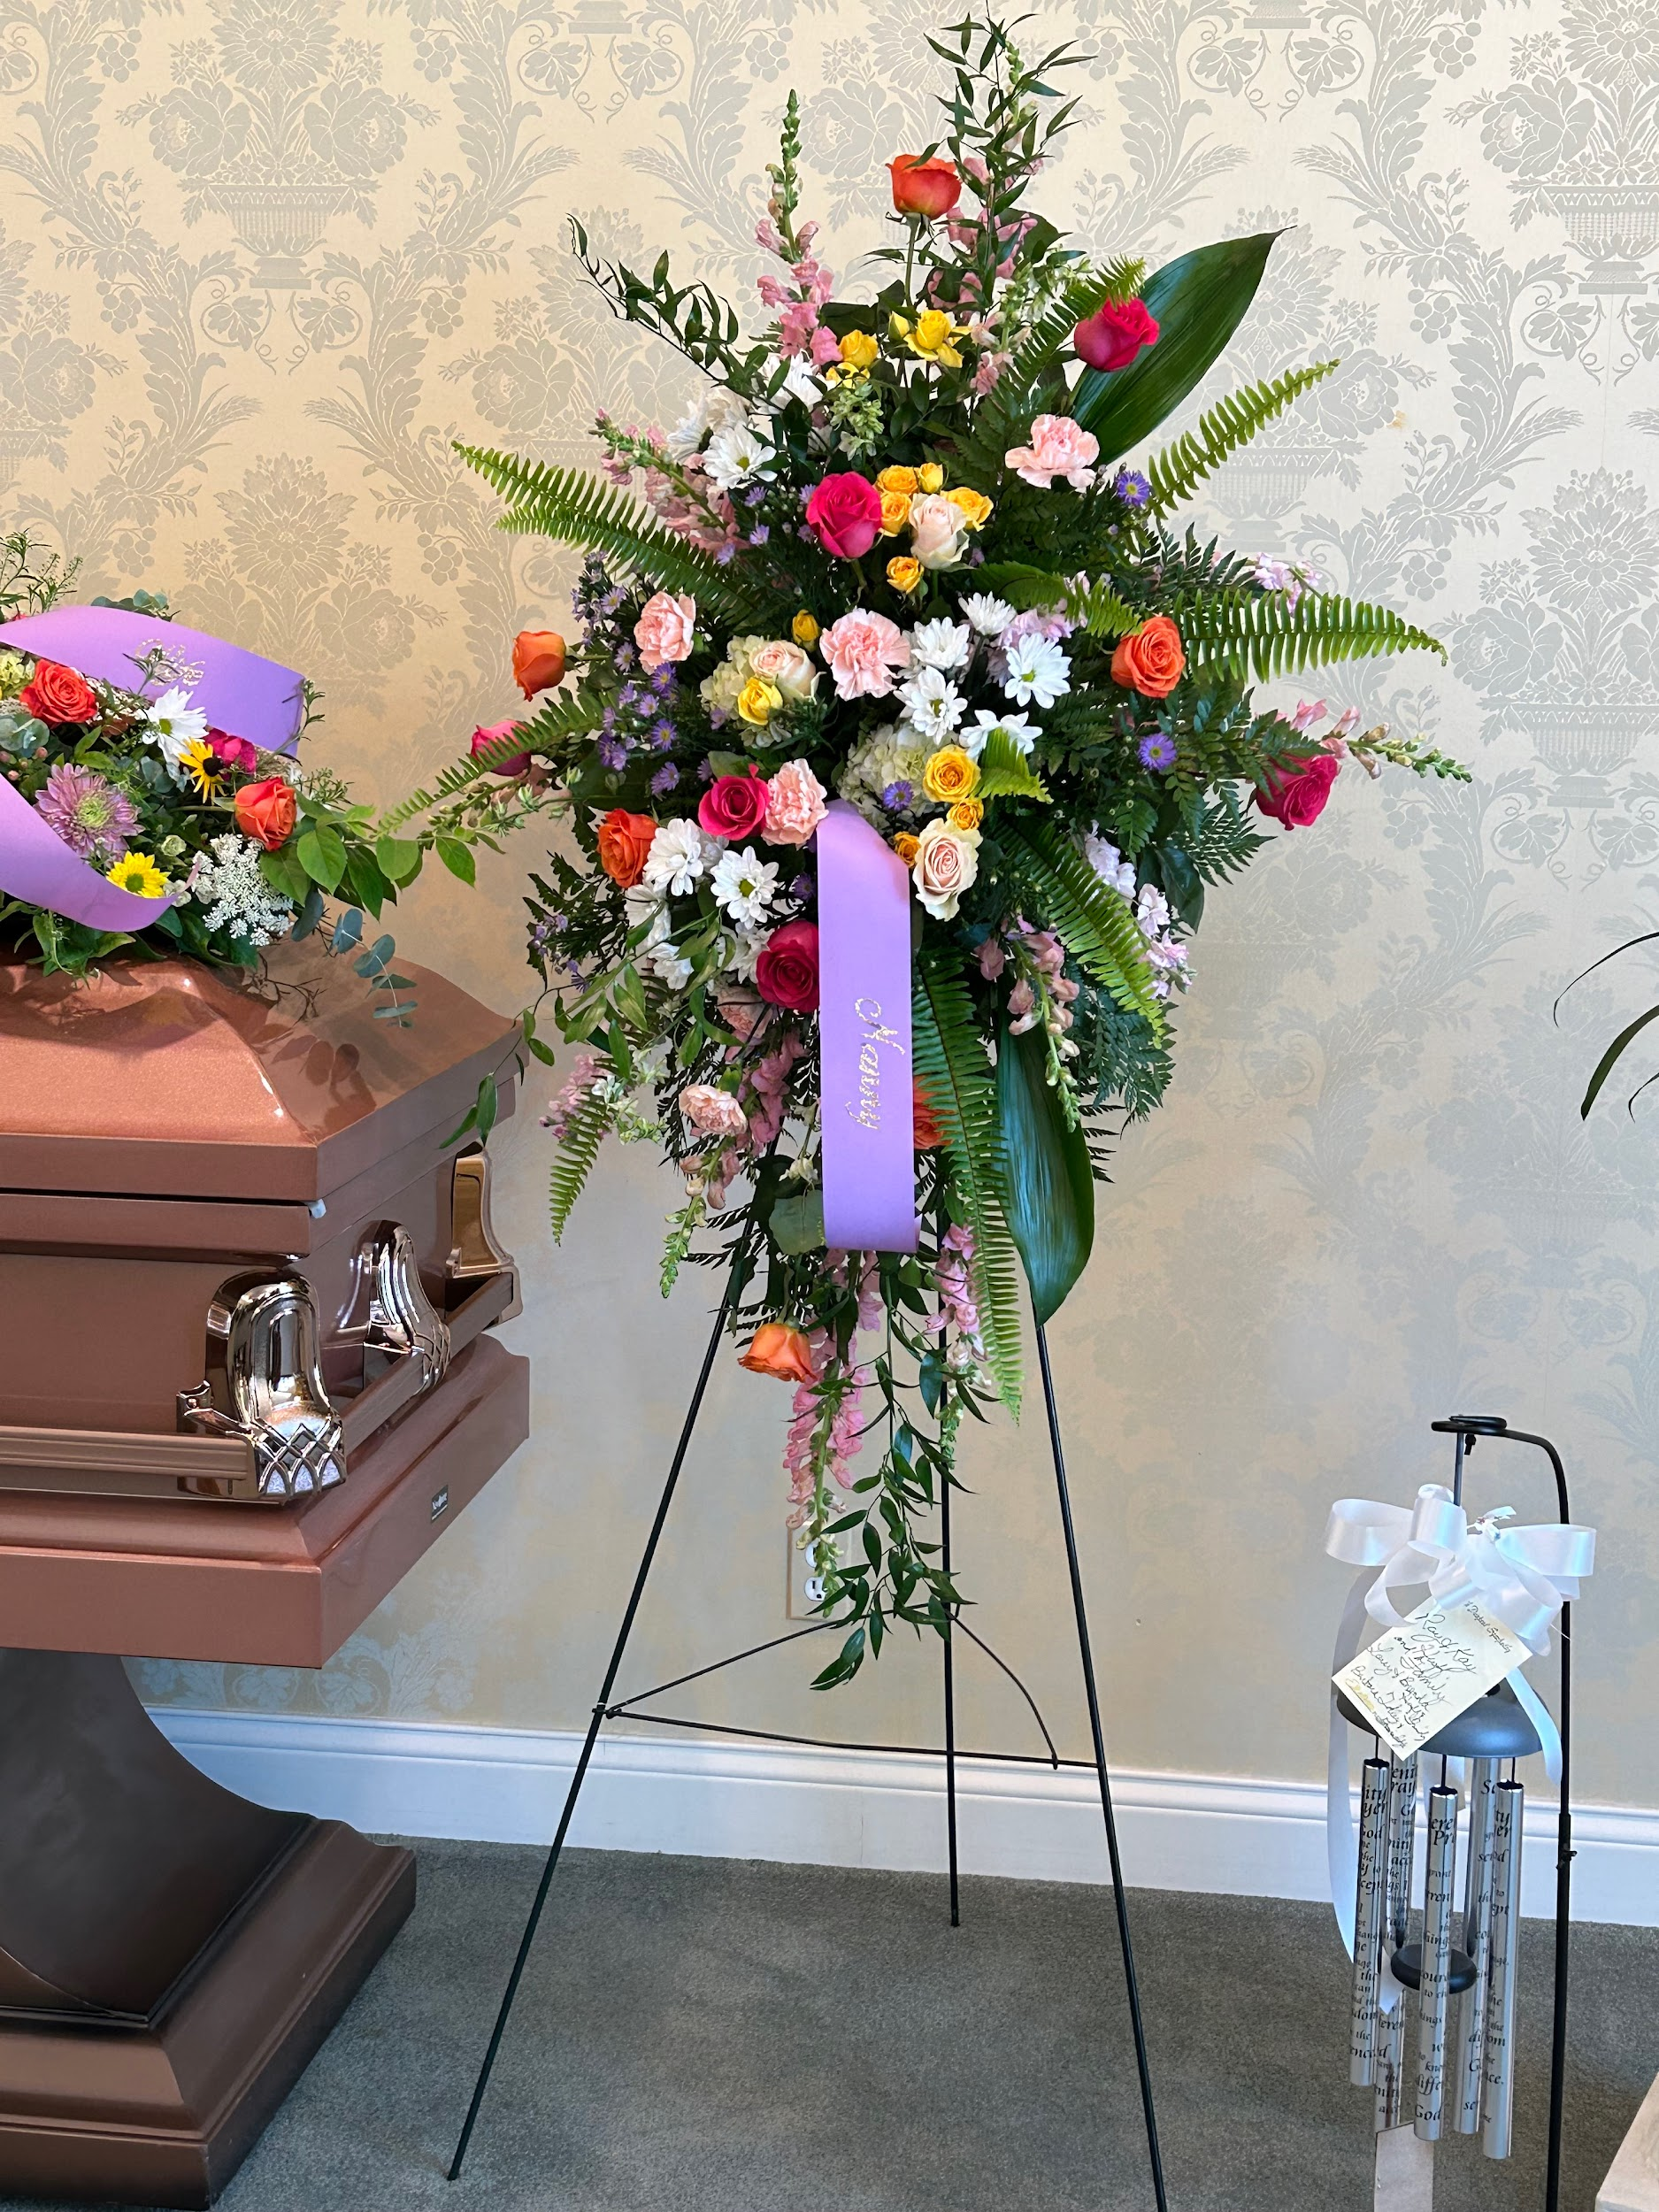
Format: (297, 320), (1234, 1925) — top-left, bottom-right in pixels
(105, 852), (170, 898)
(177, 735), (227, 799)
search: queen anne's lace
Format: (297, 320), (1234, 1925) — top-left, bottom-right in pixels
(185, 834), (295, 947)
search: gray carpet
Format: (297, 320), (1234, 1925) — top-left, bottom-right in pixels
(8, 1843), (1655, 2211)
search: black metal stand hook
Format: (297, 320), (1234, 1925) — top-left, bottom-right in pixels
(1432, 1413), (1574, 2212)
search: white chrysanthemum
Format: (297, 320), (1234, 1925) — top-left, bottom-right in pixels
(960, 593), (1017, 637)
(641, 817), (718, 897)
(1084, 830), (1136, 899)
(710, 845), (779, 927)
(772, 356), (823, 409)
(1001, 633), (1071, 710)
(703, 418), (775, 491)
(910, 618), (972, 672)
(185, 833), (295, 948)
(663, 384), (749, 460)
(144, 687), (209, 772)
(624, 887), (694, 992)
(898, 664), (966, 745)
(964, 710), (1037, 762)
(724, 927), (769, 983)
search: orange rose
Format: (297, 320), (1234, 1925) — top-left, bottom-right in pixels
(1110, 615), (1186, 698)
(913, 1082), (947, 1151)
(511, 627), (567, 699)
(233, 775), (298, 851)
(595, 807), (656, 888)
(739, 1322), (818, 1383)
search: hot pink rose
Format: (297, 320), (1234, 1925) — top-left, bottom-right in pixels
(819, 610), (910, 700)
(764, 759), (828, 846)
(698, 772), (772, 841)
(756, 920), (819, 1011)
(1073, 296), (1160, 373)
(205, 729), (258, 774)
(805, 472), (883, 559)
(634, 590), (696, 672)
(1003, 414), (1101, 491)
(470, 719), (529, 777)
(1256, 753), (1340, 829)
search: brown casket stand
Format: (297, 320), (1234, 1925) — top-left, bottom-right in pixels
(0, 943), (532, 2207)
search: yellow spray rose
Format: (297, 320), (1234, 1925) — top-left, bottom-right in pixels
(886, 555), (925, 594)
(891, 311), (966, 370)
(947, 797), (984, 832)
(877, 465), (919, 496)
(736, 675), (783, 726)
(839, 329), (879, 371)
(917, 463), (945, 493)
(945, 486), (994, 530)
(879, 488), (913, 536)
(921, 746), (979, 803)
(892, 832), (921, 864)
(791, 610), (820, 648)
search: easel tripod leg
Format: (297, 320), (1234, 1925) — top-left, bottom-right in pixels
(941, 1462), (960, 1929)
(1036, 1320), (1170, 2212)
(447, 1273), (741, 2180)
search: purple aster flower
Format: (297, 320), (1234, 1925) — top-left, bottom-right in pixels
(650, 664), (675, 694)
(616, 642), (636, 668)
(744, 483), (768, 507)
(650, 763), (680, 795)
(749, 525), (771, 546)
(651, 719), (675, 749)
(715, 543), (737, 565)
(789, 873), (814, 902)
(881, 780), (913, 810)
(601, 705), (618, 733)
(1138, 731), (1178, 772)
(1113, 469), (1152, 510)
(618, 683), (641, 710)
(596, 735), (629, 771)
(35, 762), (137, 860)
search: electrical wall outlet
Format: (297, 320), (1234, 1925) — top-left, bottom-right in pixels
(785, 1525), (850, 1620)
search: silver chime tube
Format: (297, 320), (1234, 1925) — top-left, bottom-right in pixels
(1375, 1996), (1406, 2131)
(1414, 1781), (1459, 2140)
(1373, 1750), (1417, 2132)
(1456, 1760), (1499, 2132)
(1483, 1777), (1525, 2159)
(1351, 1757), (1391, 2086)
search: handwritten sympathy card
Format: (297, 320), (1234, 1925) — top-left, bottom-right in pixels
(1333, 1596), (1532, 1760)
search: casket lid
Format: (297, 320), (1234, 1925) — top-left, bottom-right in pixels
(0, 941), (515, 1202)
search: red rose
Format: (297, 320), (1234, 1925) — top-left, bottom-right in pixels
(207, 729), (257, 774)
(698, 772), (771, 842)
(756, 920), (819, 1012)
(234, 776), (298, 851)
(19, 658), (98, 726)
(1256, 753), (1340, 829)
(470, 719), (529, 778)
(1073, 297), (1160, 373)
(805, 472), (883, 560)
(887, 155), (962, 219)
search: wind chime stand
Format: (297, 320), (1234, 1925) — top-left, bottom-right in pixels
(449, 1244), (1170, 2212)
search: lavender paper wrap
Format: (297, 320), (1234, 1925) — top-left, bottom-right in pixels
(0, 605), (304, 754)
(816, 800), (918, 1255)
(0, 774), (177, 930)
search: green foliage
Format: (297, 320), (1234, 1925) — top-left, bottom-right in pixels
(376, 691), (601, 833)
(952, 258), (1146, 480)
(0, 532), (79, 617)
(977, 726), (1050, 803)
(975, 560), (1140, 639)
(549, 1084), (611, 1242)
(998, 816), (1164, 1032)
(1144, 360), (1339, 517)
(912, 957), (1024, 1412)
(1073, 992), (1174, 1120)
(995, 1020), (1094, 1322)
(1175, 586), (1446, 683)
(456, 443), (794, 634)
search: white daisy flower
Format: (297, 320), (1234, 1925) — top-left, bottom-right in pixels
(664, 385), (749, 460)
(898, 664), (966, 745)
(143, 687), (209, 772)
(703, 418), (776, 491)
(960, 593), (1017, 637)
(710, 845), (780, 928)
(964, 710), (1037, 762)
(624, 887), (695, 993)
(641, 817), (719, 897)
(1001, 633), (1071, 710)
(724, 927), (770, 983)
(910, 618), (972, 672)
(1084, 830), (1136, 899)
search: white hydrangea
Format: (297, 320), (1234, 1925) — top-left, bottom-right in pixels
(910, 618), (972, 672)
(641, 817), (719, 897)
(710, 845), (779, 927)
(1001, 634), (1071, 710)
(964, 710), (1037, 762)
(698, 634), (768, 718)
(837, 723), (930, 819)
(185, 833), (296, 948)
(960, 593), (1017, 637)
(1084, 830), (1136, 899)
(624, 887), (693, 991)
(898, 664), (966, 746)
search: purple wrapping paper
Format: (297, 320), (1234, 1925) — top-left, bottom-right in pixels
(816, 800), (918, 1254)
(0, 773), (177, 930)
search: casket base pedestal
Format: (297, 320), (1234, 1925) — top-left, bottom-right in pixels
(0, 1648), (413, 2209)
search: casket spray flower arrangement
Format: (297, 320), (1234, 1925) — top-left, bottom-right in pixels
(0, 532), (556, 1004)
(442, 20), (1464, 1686)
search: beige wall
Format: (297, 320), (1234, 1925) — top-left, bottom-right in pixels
(6, 0), (1655, 1801)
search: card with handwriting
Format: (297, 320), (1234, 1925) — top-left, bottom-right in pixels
(1333, 1596), (1531, 1760)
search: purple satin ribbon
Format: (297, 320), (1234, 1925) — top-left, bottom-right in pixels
(0, 773), (178, 930)
(816, 800), (918, 1254)
(0, 604), (304, 753)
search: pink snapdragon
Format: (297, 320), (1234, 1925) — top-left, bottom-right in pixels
(541, 1052), (606, 1140)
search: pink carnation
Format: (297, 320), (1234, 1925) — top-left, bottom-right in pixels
(680, 1084), (749, 1138)
(764, 758), (828, 846)
(818, 610), (911, 701)
(1003, 413), (1101, 491)
(634, 590), (696, 672)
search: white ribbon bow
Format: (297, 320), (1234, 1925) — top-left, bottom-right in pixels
(1323, 1482), (1595, 1966)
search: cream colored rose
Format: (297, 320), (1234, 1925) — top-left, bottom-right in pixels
(911, 817), (981, 919)
(909, 492), (969, 572)
(749, 639), (819, 702)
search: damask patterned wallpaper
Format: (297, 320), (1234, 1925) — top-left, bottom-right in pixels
(5, 0), (1656, 1801)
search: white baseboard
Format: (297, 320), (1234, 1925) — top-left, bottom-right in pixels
(150, 1708), (1659, 1927)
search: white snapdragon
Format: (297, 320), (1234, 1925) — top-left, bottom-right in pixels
(641, 817), (719, 897)
(910, 618), (972, 672)
(710, 845), (779, 928)
(1001, 634), (1071, 710)
(185, 834), (295, 947)
(965, 710), (1037, 761)
(898, 664), (966, 746)
(960, 593), (1017, 637)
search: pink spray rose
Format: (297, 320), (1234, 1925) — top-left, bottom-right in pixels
(1256, 754), (1340, 829)
(1073, 296), (1160, 373)
(764, 759), (828, 846)
(805, 472), (883, 559)
(470, 719), (529, 777)
(634, 590), (696, 672)
(1003, 414), (1101, 491)
(818, 611), (911, 700)
(698, 772), (772, 841)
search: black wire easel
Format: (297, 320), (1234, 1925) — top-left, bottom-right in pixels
(447, 1216), (1170, 2209)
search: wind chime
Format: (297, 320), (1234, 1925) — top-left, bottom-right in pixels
(1325, 1416), (1595, 2212)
